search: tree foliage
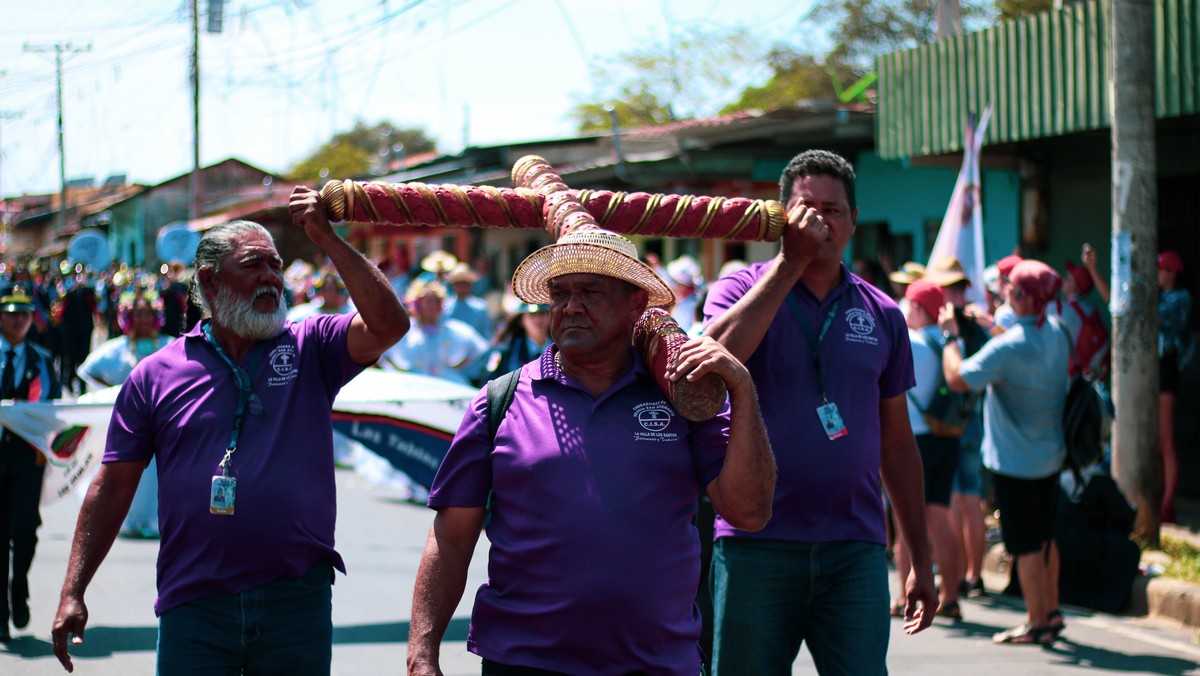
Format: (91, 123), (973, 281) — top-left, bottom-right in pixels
(813, 0), (994, 69)
(721, 49), (863, 114)
(568, 26), (770, 131)
(994, 0), (1053, 20)
(289, 121), (437, 183)
(567, 0), (1061, 130)
(571, 88), (677, 133)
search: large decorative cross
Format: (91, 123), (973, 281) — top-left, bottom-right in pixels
(317, 155), (787, 420)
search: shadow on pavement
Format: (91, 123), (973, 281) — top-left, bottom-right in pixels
(0, 625), (159, 660)
(333, 617), (470, 645)
(1045, 638), (1199, 674)
(0, 635), (55, 658)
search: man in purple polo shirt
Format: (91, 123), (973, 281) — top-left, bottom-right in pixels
(407, 228), (776, 676)
(703, 149), (937, 674)
(51, 187), (410, 675)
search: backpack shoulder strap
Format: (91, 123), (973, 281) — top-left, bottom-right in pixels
(486, 368), (521, 446)
(907, 330), (944, 414)
(1048, 315), (1078, 374)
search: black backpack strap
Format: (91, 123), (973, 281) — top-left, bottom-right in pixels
(483, 369), (520, 517)
(486, 369), (521, 446)
(1048, 315), (1078, 374)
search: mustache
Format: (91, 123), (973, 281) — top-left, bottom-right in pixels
(254, 286), (281, 302)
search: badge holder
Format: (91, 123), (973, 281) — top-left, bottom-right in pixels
(210, 449), (236, 516)
(817, 400), (849, 441)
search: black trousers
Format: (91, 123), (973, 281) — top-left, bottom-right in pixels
(0, 433), (45, 627)
(59, 328), (92, 393)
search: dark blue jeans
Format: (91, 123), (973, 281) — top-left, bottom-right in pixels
(157, 562), (333, 675)
(710, 538), (889, 676)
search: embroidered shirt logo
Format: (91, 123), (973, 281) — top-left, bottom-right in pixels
(844, 308), (880, 346)
(266, 345), (298, 386)
(633, 401), (679, 442)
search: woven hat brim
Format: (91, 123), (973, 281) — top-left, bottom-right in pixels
(887, 271), (920, 284)
(929, 271), (968, 287)
(512, 242), (675, 308)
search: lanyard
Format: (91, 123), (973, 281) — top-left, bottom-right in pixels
(784, 292), (843, 403)
(201, 321), (266, 464)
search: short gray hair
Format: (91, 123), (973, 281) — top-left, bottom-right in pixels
(189, 220), (276, 315)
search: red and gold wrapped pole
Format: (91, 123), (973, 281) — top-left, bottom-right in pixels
(633, 308), (728, 421)
(509, 155), (727, 421)
(317, 177), (785, 242)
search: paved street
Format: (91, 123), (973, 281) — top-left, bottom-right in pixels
(4, 468), (1200, 675)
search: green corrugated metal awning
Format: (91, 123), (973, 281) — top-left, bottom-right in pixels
(877, 0), (1199, 159)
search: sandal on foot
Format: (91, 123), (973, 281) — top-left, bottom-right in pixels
(1047, 609), (1066, 636)
(993, 624), (1053, 645)
(890, 600), (905, 618)
(966, 577), (987, 598)
(936, 600), (963, 622)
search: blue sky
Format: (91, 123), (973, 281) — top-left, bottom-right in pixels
(1, 0), (816, 197)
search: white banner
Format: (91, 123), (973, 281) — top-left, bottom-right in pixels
(927, 105), (994, 307)
(1, 369), (477, 505)
(0, 401), (113, 504)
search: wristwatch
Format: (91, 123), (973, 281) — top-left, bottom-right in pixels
(943, 330), (959, 340)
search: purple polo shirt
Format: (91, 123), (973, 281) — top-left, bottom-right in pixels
(429, 347), (728, 675)
(105, 313), (364, 615)
(704, 263), (914, 545)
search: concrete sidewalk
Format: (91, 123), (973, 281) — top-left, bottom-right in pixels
(983, 495), (1200, 632)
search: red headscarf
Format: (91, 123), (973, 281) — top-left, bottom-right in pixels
(1064, 261), (1093, 296)
(1010, 260), (1062, 327)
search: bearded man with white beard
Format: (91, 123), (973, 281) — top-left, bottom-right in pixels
(51, 187), (410, 675)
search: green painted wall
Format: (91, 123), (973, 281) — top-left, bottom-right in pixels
(854, 151), (1021, 265)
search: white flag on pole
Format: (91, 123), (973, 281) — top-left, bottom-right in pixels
(927, 105), (994, 306)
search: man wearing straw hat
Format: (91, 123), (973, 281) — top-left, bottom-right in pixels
(0, 287), (61, 642)
(408, 228), (776, 676)
(704, 149), (937, 674)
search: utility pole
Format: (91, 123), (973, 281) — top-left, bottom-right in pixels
(24, 42), (91, 235)
(0, 108), (21, 253)
(0, 110), (24, 200)
(936, 0), (963, 40)
(190, 0), (203, 220)
(1109, 0), (1160, 544)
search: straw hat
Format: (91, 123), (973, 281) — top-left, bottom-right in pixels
(446, 263), (480, 285)
(887, 261), (926, 285)
(665, 255), (703, 288)
(926, 256), (968, 287)
(512, 229), (675, 307)
(0, 287), (35, 313)
(420, 250), (458, 274)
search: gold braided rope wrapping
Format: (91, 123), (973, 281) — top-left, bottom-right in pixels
(510, 155), (600, 240)
(317, 179), (785, 242)
(509, 156), (728, 422)
(634, 308), (727, 421)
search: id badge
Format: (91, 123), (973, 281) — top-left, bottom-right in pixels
(816, 402), (849, 441)
(210, 476), (237, 515)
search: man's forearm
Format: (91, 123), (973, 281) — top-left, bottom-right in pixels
(941, 340), (970, 392)
(709, 383), (776, 531)
(706, 256), (807, 363)
(316, 233), (408, 339)
(61, 464), (140, 598)
(408, 512), (482, 672)
(881, 440), (931, 569)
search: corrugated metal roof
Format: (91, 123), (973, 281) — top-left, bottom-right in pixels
(877, 0), (1198, 159)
